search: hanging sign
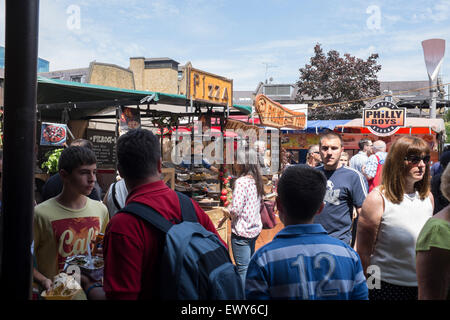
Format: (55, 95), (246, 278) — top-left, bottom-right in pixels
(40, 122), (67, 146)
(187, 66), (233, 107)
(363, 101), (406, 136)
(254, 94), (306, 129)
(119, 106), (141, 135)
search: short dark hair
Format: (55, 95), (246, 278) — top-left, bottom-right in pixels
(58, 146), (97, 173)
(277, 165), (327, 221)
(70, 139), (93, 150)
(117, 129), (161, 180)
(358, 139), (371, 151)
(440, 150), (450, 169)
(319, 131), (343, 147)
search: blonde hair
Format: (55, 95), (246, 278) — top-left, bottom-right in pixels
(441, 165), (450, 201)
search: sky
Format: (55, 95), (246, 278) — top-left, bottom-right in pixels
(1, 0), (450, 91)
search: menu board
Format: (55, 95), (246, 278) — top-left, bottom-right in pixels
(86, 129), (116, 169)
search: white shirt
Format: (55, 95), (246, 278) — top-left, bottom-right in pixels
(370, 190), (433, 286)
(105, 179), (128, 218)
(230, 176), (262, 238)
(349, 151), (368, 174)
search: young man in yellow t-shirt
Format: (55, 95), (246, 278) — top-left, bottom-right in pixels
(34, 146), (109, 282)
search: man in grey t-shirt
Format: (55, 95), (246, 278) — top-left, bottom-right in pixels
(314, 132), (368, 245)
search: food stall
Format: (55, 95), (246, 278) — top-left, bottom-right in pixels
(280, 120), (352, 163)
(334, 117), (446, 163)
(36, 70), (252, 249)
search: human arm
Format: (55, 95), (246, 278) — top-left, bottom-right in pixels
(416, 247), (450, 300)
(81, 274), (106, 300)
(356, 190), (384, 275)
(33, 268), (52, 291)
(229, 178), (246, 217)
(352, 207), (362, 250)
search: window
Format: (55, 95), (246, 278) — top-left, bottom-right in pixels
(70, 75), (82, 83)
(264, 85), (291, 96)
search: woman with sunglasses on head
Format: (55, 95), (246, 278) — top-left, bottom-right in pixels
(356, 136), (434, 300)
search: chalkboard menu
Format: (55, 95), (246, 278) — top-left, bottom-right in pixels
(86, 129), (116, 169)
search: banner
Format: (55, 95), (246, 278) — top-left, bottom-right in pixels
(119, 107), (141, 135)
(40, 122), (67, 146)
(255, 94), (306, 129)
(363, 101), (406, 136)
(281, 133), (320, 150)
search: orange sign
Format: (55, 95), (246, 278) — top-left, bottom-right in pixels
(187, 67), (233, 107)
(363, 101), (406, 136)
(254, 94), (306, 129)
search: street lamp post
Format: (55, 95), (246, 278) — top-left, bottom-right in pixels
(0, 0), (39, 299)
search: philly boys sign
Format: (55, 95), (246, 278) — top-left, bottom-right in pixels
(363, 101), (406, 136)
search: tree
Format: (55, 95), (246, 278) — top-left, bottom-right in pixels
(296, 44), (381, 120)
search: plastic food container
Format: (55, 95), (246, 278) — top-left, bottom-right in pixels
(65, 255), (104, 281)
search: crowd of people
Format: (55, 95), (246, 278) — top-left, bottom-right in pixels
(27, 128), (449, 300)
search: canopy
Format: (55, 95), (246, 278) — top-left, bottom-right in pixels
(37, 76), (187, 106)
(36, 76), (251, 121)
(280, 120), (352, 133)
(334, 117), (446, 135)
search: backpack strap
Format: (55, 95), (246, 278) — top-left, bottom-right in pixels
(120, 192), (198, 233)
(111, 182), (121, 211)
(176, 192), (198, 223)
(121, 202), (173, 234)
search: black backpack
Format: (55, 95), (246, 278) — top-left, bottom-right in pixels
(121, 192), (244, 300)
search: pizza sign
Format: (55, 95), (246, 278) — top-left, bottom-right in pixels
(363, 101), (406, 136)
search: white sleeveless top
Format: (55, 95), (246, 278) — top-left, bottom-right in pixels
(370, 190), (432, 286)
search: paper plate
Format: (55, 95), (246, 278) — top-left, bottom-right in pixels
(41, 289), (81, 300)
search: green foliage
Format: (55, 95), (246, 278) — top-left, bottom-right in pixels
(446, 122), (450, 143)
(41, 148), (63, 174)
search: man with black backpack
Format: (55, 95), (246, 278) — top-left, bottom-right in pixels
(82, 128), (243, 300)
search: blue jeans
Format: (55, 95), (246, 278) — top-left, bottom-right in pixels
(231, 233), (258, 285)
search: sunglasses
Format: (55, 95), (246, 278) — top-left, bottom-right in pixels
(404, 155), (430, 165)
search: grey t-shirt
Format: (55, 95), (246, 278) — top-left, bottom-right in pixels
(314, 166), (368, 244)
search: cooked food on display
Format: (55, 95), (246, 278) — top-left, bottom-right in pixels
(41, 272), (81, 299)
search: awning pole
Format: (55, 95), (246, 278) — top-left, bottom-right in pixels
(0, 0), (39, 299)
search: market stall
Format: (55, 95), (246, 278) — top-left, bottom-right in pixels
(280, 120), (352, 163)
(334, 117), (446, 163)
(35, 73), (254, 251)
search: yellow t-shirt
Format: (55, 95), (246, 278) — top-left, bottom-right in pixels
(34, 197), (109, 280)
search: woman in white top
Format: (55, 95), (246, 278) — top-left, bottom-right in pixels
(357, 136), (434, 300)
(223, 150), (265, 284)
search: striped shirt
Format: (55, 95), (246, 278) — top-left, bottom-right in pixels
(349, 151), (369, 174)
(245, 224), (368, 300)
(364, 152), (387, 179)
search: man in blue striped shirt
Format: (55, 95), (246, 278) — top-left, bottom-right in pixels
(245, 165), (368, 300)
